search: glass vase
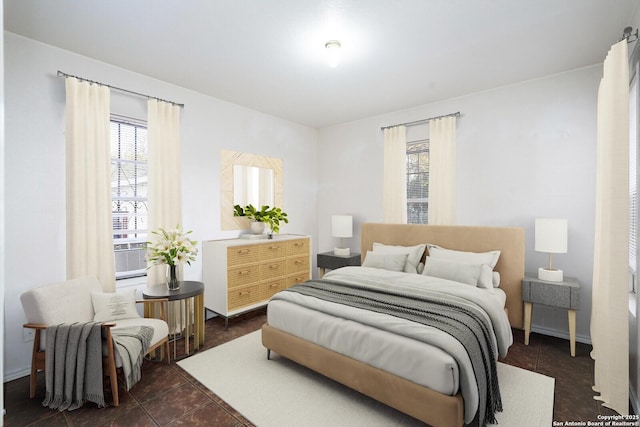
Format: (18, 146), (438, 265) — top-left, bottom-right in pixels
(166, 264), (180, 290)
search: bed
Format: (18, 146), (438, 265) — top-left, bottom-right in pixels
(261, 223), (525, 427)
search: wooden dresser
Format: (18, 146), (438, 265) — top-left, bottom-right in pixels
(202, 235), (311, 328)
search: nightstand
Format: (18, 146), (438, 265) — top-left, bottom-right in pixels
(522, 273), (580, 356)
(317, 252), (361, 277)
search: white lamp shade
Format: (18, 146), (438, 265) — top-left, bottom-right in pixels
(535, 218), (568, 254)
(332, 215), (353, 238)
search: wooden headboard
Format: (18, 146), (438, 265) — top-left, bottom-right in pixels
(361, 223), (525, 329)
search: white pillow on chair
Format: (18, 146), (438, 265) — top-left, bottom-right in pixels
(92, 289), (140, 322)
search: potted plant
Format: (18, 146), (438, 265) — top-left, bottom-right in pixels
(233, 204), (289, 238)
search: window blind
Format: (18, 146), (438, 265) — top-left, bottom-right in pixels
(110, 117), (148, 278)
(406, 139), (429, 224)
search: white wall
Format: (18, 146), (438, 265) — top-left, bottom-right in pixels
(318, 65), (601, 344)
(3, 32), (318, 381)
(1, 1), (5, 421)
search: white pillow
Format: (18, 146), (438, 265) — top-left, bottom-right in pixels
(362, 251), (409, 272)
(92, 289), (140, 322)
(492, 271), (501, 288)
(426, 244), (500, 268)
(372, 242), (426, 274)
(427, 244), (500, 288)
(422, 257), (483, 287)
(477, 264), (494, 289)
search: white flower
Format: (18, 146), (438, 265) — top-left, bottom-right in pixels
(146, 225), (198, 268)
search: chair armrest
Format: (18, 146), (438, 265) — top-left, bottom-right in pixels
(23, 323), (47, 330)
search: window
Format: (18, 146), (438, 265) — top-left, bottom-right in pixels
(110, 116), (148, 279)
(406, 139), (429, 224)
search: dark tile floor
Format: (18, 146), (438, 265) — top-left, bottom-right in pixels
(2, 308), (621, 426)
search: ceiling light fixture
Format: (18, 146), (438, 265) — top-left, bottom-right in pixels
(325, 40), (342, 68)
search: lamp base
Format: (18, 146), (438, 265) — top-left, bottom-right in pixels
(538, 267), (563, 282)
(334, 247), (350, 256)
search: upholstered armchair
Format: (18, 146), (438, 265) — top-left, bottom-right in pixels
(20, 276), (170, 407)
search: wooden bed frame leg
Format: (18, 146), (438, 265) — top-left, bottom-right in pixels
(267, 349), (271, 360)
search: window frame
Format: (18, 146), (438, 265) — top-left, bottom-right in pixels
(406, 138), (430, 224)
(110, 114), (149, 281)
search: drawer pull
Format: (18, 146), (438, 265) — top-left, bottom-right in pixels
(239, 291), (250, 296)
(238, 249), (251, 255)
(294, 260), (302, 265)
(269, 264), (280, 269)
(269, 283), (279, 289)
(268, 246), (280, 250)
(294, 243), (303, 247)
(238, 270), (250, 276)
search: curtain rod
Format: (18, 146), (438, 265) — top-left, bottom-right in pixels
(56, 70), (184, 108)
(380, 111), (460, 131)
(619, 27), (638, 44)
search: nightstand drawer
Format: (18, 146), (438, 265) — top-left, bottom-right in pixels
(522, 275), (580, 309)
(317, 252), (361, 270)
(530, 282), (571, 307)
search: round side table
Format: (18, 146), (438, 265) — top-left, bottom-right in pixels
(143, 281), (205, 359)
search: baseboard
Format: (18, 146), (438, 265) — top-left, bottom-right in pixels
(3, 367), (30, 383)
(530, 324), (592, 345)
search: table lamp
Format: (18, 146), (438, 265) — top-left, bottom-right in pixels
(332, 215), (353, 256)
(535, 218), (568, 282)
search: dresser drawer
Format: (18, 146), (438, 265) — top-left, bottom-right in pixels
(287, 238), (309, 257)
(227, 245), (261, 266)
(260, 278), (287, 300)
(260, 260), (287, 279)
(227, 264), (260, 289)
(286, 255), (309, 274)
(286, 272), (310, 287)
(228, 284), (260, 310)
(260, 242), (286, 260)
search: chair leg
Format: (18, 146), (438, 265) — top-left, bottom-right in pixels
(29, 364), (37, 398)
(104, 328), (120, 407)
(107, 360), (119, 407)
(29, 330), (42, 398)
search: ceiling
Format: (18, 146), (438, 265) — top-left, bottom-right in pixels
(4, 0), (639, 128)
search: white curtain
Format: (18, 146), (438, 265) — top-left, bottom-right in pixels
(428, 116), (457, 225)
(383, 126), (407, 223)
(147, 99), (182, 286)
(591, 40), (629, 415)
(65, 78), (115, 291)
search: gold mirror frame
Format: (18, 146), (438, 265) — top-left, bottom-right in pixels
(221, 149), (283, 230)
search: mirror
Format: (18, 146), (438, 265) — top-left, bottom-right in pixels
(233, 165), (275, 207)
(221, 149), (283, 230)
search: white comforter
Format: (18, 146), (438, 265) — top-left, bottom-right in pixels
(269, 266), (513, 424)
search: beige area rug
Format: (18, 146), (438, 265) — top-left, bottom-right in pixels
(178, 331), (554, 427)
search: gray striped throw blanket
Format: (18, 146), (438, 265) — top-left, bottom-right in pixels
(284, 279), (502, 426)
